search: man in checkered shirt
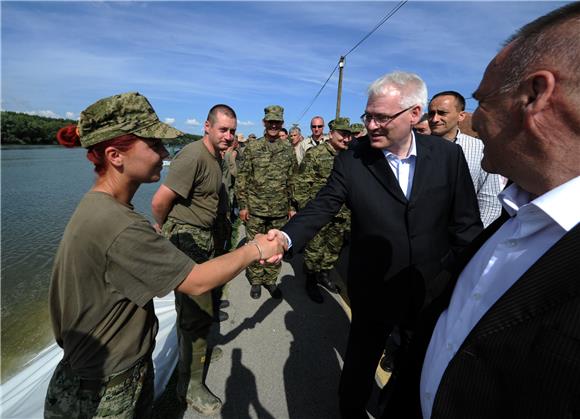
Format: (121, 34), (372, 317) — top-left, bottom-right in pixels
(429, 91), (503, 227)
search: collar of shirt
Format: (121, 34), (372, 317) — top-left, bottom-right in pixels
(499, 176), (580, 231)
(382, 131), (417, 161)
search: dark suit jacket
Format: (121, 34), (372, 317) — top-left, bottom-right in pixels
(384, 214), (580, 418)
(283, 134), (483, 324)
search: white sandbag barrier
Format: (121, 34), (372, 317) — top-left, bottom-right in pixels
(0, 294), (179, 419)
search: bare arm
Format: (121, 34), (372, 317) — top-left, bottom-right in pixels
(176, 233), (285, 295)
(151, 184), (178, 231)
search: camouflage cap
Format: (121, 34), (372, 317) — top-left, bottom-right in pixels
(78, 92), (184, 148)
(329, 117), (352, 133)
(248, 133), (257, 139)
(349, 123), (365, 134)
(263, 105), (284, 121)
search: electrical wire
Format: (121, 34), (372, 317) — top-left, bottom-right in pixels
(293, 1), (408, 124)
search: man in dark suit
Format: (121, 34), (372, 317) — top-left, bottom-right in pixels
(267, 71), (483, 417)
(383, 3), (580, 418)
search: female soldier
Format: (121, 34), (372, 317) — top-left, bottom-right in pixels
(45, 92), (281, 418)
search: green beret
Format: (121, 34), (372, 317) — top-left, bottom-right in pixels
(329, 117), (352, 132)
(263, 105), (284, 122)
(78, 92), (184, 148)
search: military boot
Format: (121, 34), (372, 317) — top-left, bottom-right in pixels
(305, 272), (323, 303)
(178, 338), (222, 415)
(318, 270), (338, 293)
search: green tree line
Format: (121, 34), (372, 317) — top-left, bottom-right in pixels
(1, 111), (201, 146)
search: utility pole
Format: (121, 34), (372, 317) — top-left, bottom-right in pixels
(336, 56), (345, 119)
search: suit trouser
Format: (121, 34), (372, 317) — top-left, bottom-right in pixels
(339, 312), (392, 418)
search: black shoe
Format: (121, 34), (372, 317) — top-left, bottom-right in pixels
(263, 283), (282, 299)
(250, 285), (261, 299)
(217, 310), (229, 322)
(317, 271), (338, 293)
(305, 273), (323, 303)
(219, 300), (230, 309)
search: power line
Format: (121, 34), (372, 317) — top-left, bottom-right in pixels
(295, 62), (339, 124)
(294, 1), (408, 124)
(344, 1), (408, 58)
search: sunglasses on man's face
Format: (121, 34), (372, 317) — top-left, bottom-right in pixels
(311, 125), (324, 128)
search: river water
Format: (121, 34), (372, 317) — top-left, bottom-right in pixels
(1, 145), (163, 382)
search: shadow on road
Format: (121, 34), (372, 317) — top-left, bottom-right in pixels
(279, 265), (350, 418)
(221, 348), (275, 418)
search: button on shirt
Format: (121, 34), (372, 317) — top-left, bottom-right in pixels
(420, 176), (580, 419)
(383, 132), (417, 199)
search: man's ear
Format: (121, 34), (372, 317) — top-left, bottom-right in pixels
(204, 119), (211, 135)
(522, 70), (556, 133)
(457, 110), (466, 122)
(524, 70), (555, 115)
(409, 105), (422, 125)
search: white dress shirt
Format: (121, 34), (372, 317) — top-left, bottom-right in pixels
(419, 175), (580, 418)
(382, 131), (417, 199)
(454, 130), (503, 227)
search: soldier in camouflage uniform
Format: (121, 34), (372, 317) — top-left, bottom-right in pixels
(350, 122), (367, 139)
(236, 105), (296, 299)
(151, 104), (237, 415)
(293, 117), (353, 303)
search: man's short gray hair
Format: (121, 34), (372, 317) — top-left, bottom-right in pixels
(290, 126), (302, 135)
(498, 2), (579, 96)
(367, 71), (428, 112)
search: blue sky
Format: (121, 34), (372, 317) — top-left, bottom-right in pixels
(1, 1), (569, 136)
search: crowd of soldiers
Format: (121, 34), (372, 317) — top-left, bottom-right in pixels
(218, 106), (368, 303)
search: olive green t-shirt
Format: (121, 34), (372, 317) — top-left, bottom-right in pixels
(49, 192), (195, 378)
(164, 140), (222, 228)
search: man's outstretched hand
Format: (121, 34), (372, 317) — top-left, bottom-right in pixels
(263, 229), (289, 264)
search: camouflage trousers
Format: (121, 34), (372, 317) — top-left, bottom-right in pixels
(245, 214), (287, 285)
(44, 357), (153, 419)
(162, 218), (215, 337)
(304, 220), (348, 272)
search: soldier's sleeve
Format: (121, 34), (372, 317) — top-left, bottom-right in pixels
(293, 148), (317, 211)
(235, 143), (251, 210)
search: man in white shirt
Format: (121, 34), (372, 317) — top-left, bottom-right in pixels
(429, 91), (504, 227)
(382, 3), (580, 418)
(297, 115), (329, 162)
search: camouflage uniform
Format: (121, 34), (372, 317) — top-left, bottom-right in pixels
(294, 141), (351, 273)
(235, 106), (296, 287)
(45, 358), (153, 419)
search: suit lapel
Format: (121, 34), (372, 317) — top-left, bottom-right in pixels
(463, 223), (580, 344)
(408, 136), (432, 203)
(361, 141), (407, 204)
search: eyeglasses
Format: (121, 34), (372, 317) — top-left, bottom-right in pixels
(311, 125), (324, 129)
(360, 105), (415, 126)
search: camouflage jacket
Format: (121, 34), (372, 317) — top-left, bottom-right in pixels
(235, 136), (297, 218)
(293, 142), (350, 222)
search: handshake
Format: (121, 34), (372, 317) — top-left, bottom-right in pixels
(250, 229), (289, 265)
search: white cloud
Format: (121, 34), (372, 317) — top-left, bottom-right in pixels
(65, 112), (77, 120)
(24, 110), (61, 119)
(237, 120), (254, 127)
(186, 118), (201, 126)
(164, 118), (175, 125)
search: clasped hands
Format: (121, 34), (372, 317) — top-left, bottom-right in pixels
(251, 229), (288, 265)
